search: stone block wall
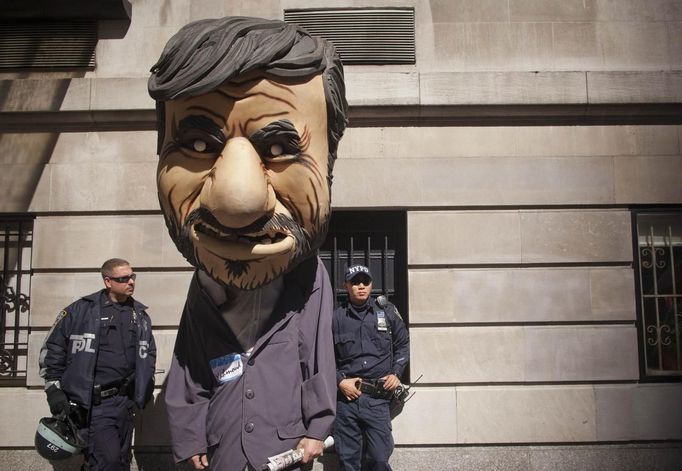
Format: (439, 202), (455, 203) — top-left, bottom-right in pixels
(1, 0), (681, 468)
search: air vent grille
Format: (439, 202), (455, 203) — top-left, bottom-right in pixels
(0, 21), (97, 69)
(284, 8), (415, 65)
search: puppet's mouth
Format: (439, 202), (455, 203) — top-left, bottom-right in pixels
(192, 222), (295, 258)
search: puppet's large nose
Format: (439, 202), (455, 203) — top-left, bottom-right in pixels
(199, 137), (276, 229)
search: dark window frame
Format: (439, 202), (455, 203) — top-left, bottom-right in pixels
(0, 215), (34, 386)
(632, 208), (682, 381)
(320, 210), (408, 312)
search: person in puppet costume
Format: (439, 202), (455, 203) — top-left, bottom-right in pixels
(148, 16), (348, 471)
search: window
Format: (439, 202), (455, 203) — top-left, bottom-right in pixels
(0, 216), (33, 385)
(635, 211), (682, 377)
(319, 210), (408, 316)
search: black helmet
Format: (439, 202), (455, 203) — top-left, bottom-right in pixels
(35, 415), (85, 460)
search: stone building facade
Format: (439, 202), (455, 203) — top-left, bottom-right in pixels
(0, 0), (681, 469)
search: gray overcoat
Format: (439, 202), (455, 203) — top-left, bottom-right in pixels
(165, 256), (336, 470)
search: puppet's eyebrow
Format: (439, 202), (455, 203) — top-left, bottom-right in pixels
(251, 119), (299, 138)
(176, 115), (225, 139)
(249, 119), (301, 152)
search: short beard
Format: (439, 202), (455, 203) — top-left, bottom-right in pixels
(162, 207), (326, 288)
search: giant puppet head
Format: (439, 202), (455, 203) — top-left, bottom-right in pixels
(148, 17), (348, 290)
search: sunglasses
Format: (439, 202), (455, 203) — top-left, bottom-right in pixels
(350, 276), (372, 286)
(108, 274), (137, 283)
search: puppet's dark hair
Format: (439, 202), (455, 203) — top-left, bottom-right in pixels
(148, 16), (347, 172)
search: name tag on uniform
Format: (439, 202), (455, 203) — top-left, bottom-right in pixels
(376, 310), (388, 331)
(209, 353), (243, 384)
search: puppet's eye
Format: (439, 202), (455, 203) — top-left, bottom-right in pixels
(177, 132), (222, 157)
(249, 120), (301, 163)
(175, 116), (226, 158)
(262, 141), (299, 163)
(270, 144), (283, 156)
(193, 140), (207, 152)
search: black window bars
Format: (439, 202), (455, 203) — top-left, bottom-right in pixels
(0, 216), (33, 385)
(319, 210), (407, 313)
(635, 211), (682, 377)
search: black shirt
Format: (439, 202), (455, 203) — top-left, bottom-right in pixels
(94, 293), (137, 386)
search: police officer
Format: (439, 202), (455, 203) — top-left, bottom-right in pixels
(39, 258), (156, 470)
(332, 265), (410, 471)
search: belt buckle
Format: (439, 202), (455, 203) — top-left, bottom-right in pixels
(359, 379), (391, 399)
(357, 379), (375, 394)
(100, 387), (118, 399)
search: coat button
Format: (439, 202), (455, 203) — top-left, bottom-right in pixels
(247, 358), (255, 366)
(245, 389), (254, 399)
(245, 423), (255, 433)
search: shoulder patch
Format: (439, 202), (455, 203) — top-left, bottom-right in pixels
(53, 310), (68, 324)
(44, 309), (69, 341)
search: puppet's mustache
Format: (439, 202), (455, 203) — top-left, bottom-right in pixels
(184, 207), (300, 236)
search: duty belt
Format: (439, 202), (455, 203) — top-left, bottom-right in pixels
(100, 385), (121, 399)
(92, 375), (133, 405)
(355, 378), (393, 400)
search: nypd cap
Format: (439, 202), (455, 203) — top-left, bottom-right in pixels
(345, 265), (372, 282)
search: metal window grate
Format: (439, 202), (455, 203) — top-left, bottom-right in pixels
(322, 234), (397, 305)
(0, 217), (33, 386)
(636, 212), (682, 377)
(284, 8), (415, 65)
(319, 211), (407, 311)
(0, 21), (97, 69)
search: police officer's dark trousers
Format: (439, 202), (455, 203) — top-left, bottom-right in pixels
(334, 394), (393, 471)
(83, 395), (134, 471)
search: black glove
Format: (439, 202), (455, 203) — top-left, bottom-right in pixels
(46, 384), (70, 416)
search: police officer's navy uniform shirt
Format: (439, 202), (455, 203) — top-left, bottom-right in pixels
(333, 298), (409, 385)
(95, 292), (136, 387)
